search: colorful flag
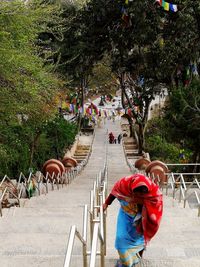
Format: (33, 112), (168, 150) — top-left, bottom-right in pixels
(156, 0), (178, 12)
(169, 3), (178, 12)
(164, 2), (169, 11)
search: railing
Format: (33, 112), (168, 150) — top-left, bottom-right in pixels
(0, 127), (96, 217)
(0, 175), (20, 216)
(146, 169), (200, 217)
(64, 206), (88, 267)
(162, 172), (200, 217)
(64, 163), (108, 267)
(122, 147), (200, 217)
(64, 129), (108, 267)
(0, 154), (90, 217)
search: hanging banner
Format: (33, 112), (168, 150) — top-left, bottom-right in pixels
(156, 0), (178, 12)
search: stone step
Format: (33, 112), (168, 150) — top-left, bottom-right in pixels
(75, 159), (85, 163)
(3, 206), (84, 219)
(73, 156), (87, 159)
(77, 146), (90, 150)
(124, 141), (137, 145)
(126, 152), (138, 157)
(0, 232), (82, 257)
(124, 145), (137, 148)
(106, 258), (200, 267)
(74, 153), (88, 156)
(0, 256), (64, 267)
(0, 255), (199, 267)
(0, 216), (82, 234)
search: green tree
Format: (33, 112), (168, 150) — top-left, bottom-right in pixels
(165, 80), (200, 166)
(0, 0), (72, 177)
(48, 0), (200, 155)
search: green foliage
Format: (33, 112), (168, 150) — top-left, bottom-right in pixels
(145, 134), (180, 163)
(89, 55), (117, 94)
(44, 116), (78, 159)
(164, 80), (200, 160)
(0, 124), (36, 177)
(145, 117), (193, 165)
(0, 1), (74, 178)
(0, 0), (64, 126)
(0, 117), (78, 178)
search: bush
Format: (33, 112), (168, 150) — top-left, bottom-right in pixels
(0, 117), (78, 178)
(145, 117), (193, 172)
(145, 135), (180, 163)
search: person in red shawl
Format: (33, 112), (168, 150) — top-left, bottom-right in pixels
(103, 174), (163, 267)
(109, 132), (115, 144)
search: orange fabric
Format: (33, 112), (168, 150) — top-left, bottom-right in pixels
(111, 174), (163, 243)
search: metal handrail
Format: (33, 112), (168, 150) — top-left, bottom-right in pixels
(90, 221), (105, 267)
(185, 178), (200, 193)
(194, 191), (200, 217)
(163, 172), (200, 216)
(64, 163), (108, 267)
(0, 161), (86, 217)
(0, 175), (17, 188)
(63, 129), (108, 267)
(64, 225), (87, 267)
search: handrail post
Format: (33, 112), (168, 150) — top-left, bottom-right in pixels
(183, 198), (187, 208)
(179, 186), (182, 202)
(194, 191), (200, 217)
(83, 241), (87, 267)
(63, 226), (76, 267)
(100, 241), (105, 267)
(90, 190), (94, 245)
(83, 205), (88, 267)
(89, 223), (99, 267)
(0, 201), (2, 217)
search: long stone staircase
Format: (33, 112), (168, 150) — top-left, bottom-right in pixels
(0, 119), (199, 267)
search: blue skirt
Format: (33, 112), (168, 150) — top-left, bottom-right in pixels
(115, 206), (145, 267)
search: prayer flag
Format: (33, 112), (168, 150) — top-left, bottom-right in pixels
(164, 2), (169, 11)
(156, 0), (162, 4)
(169, 3), (178, 12)
(157, 0), (178, 12)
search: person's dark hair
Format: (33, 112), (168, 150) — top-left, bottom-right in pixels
(133, 186), (148, 193)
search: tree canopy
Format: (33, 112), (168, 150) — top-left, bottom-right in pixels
(0, 0), (78, 177)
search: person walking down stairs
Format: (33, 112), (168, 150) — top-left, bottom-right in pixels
(103, 174), (163, 267)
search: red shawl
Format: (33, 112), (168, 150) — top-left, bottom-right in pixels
(111, 174), (163, 243)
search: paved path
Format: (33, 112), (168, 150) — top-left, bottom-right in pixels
(0, 119), (130, 267)
(0, 119), (200, 267)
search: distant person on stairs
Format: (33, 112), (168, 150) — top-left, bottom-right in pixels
(109, 132), (115, 144)
(117, 133), (122, 144)
(103, 174), (163, 267)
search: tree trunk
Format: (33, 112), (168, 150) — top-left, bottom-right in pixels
(121, 88), (126, 108)
(29, 131), (41, 167)
(127, 116), (133, 137)
(138, 123), (144, 155)
(78, 77), (86, 132)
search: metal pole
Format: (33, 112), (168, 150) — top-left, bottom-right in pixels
(89, 223), (99, 267)
(63, 226), (76, 267)
(100, 242), (105, 267)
